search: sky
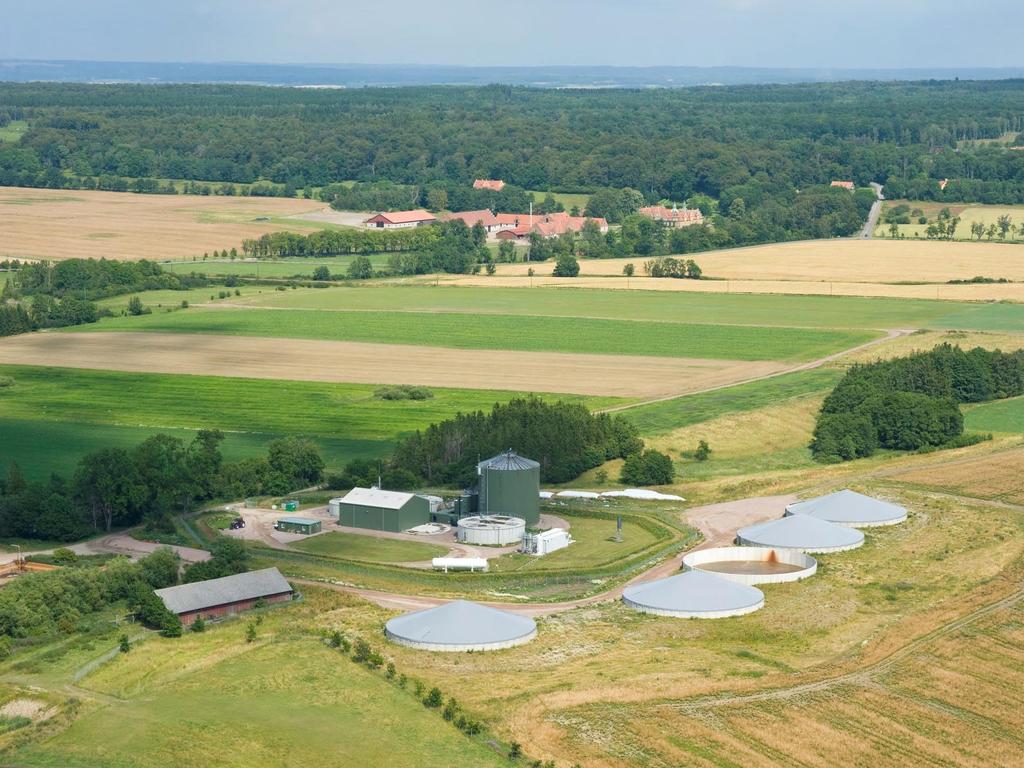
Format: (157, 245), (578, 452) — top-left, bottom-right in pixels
(2, 0), (1023, 69)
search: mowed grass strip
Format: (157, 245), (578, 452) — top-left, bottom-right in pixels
(78, 308), (877, 361)
(289, 532), (448, 563)
(620, 368), (841, 435)
(230, 284), (1024, 332)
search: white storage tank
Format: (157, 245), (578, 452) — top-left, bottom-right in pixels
(431, 557), (489, 573)
(328, 498), (343, 518)
(456, 515), (526, 546)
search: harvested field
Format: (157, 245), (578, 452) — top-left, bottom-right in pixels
(443, 274), (1024, 302)
(838, 329), (1024, 365)
(489, 239), (1024, 284)
(0, 331), (790, 398)
(890, 447), (1024, 505)
(0, 186), (323, 262)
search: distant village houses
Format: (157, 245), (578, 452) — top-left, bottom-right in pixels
(363, 210), (437, 229)
(637, 204), (704, 228)
(441, 209), (504, 233)
(494, 212), (609, 242)
(473, 179), (506, 191)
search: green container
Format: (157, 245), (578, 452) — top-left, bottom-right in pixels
(477, 452), (540, 525)
(283, 500), (299, 512)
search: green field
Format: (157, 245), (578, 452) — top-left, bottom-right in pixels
(13, 603), (508, 768)
(93, 285), (267, 313)
(224, 284), (1024, 331)
(162, 255), (391, 278)
(965, 395), (1024, 433)
(0, 365), (611, 479)
(0, 120), (27, 143)
(622, 367), (841, 435)
(489, 514), (661, 571)
(76, 308), (877, 362)
(289, 532), (448, 563)
(528, 189), (592, 211)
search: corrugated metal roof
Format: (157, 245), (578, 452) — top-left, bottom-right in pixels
(277, 516), (320, 525)
(478, 451), (540, 471)
(385, 600), (536, 647)
(339, 487), (418, 510)
(737, 514), (864, 550)
(155, 567), (292, 615)
(623, 570), (764, 614)
(786, 490), (907, 526)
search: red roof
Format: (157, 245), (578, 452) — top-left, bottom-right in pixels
(473, 179), (505, 191)
(830, 181), (855, 190)
(638, 205), (703, 225)
(363, 210), (436, 225)
(441, 209), (500, 228)
(494, 212), (607, 238)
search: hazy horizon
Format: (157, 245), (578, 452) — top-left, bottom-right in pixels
(2, 1), (1023, 70)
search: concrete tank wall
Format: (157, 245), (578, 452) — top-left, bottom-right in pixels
(621, 594), (765, 619)
(456, 516), (526, 546)
(682, 546), (817, 586)
(385, 626), (537, 652)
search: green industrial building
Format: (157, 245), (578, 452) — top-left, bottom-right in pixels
(477, 451), (540, 525)
(334, 488), (432, 533)
(274, 517), (322, 535)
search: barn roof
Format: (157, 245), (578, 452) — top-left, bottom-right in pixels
(364, 209), (436, 224)
(339, 487), (419, 510)
(155, 567), (291, 615)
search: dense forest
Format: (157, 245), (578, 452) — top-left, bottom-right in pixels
(3, 81), (1024, 250)
(389, 396), (644, 486)
(811, 345), (1023, 463)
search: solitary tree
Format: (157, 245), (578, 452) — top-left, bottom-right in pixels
(622, 262), (635, 277)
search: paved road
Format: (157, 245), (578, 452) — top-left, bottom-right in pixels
(860, 182), (885, 239)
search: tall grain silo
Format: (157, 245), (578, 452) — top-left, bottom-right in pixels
(477, 451), (540, 525)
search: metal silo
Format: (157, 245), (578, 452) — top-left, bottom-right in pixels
(477, 451), (540, 525)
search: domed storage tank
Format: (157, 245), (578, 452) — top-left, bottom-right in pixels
(477, 451), (540, 525)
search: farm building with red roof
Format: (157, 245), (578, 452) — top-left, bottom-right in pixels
(473, 179), (506, 191)
(830, 181), (855, 190)
(363, 210), (437, 229)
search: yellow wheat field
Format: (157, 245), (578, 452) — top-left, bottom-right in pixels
(0, 186), (324, 262)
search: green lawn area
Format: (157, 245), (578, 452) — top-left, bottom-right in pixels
(874, 202), (1024, 241)
(75, 307), (877, 362)
(289, 532), (448, 563)
(489, 514), (661, 572)
(964, 395), (1024, 433)
(93, 285), (266, 313)
(225, 284), (1024, 332)
(0, 120), (27, 143)
(0, 365), (611, 479)
(162, 254), (392, 278)
(621, 368), (841, 435)
(528, 189), (592, 211)
(15, 620), (508, 768)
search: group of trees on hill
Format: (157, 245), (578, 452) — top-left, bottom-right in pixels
(389, 397), (645, 486)
(0, 537), (253, 642)
(811, 345), (1023, 463)
(2, 81), (1024, 248)
(0, 430), (324, 542)
(5, 258), (209, 300)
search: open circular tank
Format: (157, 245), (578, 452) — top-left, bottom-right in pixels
(683, 546), (817, 586)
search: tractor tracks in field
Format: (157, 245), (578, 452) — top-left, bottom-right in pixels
(664, 583), (1024, 715)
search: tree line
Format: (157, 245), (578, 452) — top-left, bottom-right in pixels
(3, 80), (1024, 247)
(0, 430), (325, 542)
(389, 396), (645, 486)
(811, 345), (1022, 463)
(5, 258), (210, 300)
